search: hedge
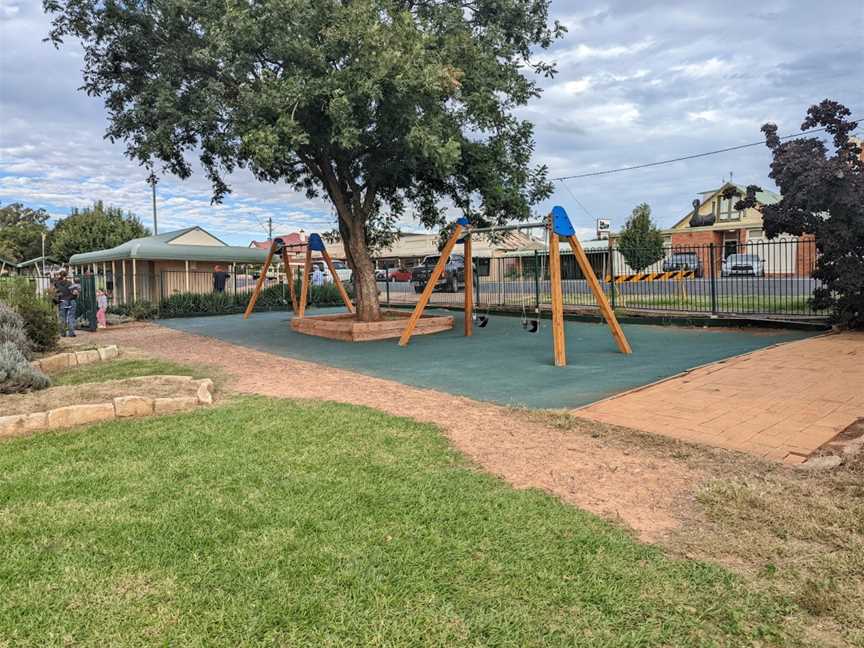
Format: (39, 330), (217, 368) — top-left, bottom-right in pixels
(111, 283), (351, 320)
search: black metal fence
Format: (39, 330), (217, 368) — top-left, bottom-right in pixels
(1, 237), (825, 320)
(376, 237), (826, 319)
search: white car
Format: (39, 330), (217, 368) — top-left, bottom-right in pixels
(330, 259), (353, 283)
(721, 254), (765, 277)
(309, 261), (353, 283)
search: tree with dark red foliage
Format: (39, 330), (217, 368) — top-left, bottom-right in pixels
(736, 100), (863, 328)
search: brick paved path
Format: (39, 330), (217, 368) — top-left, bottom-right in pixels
(575, 332), (863, 464)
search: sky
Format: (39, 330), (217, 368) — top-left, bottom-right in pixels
(1, 0), (862, 245)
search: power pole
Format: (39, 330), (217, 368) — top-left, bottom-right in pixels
(267, 216), (273, 241)
(147, 172), (159, 234)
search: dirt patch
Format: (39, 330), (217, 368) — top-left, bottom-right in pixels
(1, 376), (202, 416)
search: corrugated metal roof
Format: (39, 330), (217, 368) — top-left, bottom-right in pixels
(502, 238), (608, 257)
(69, 227), (269, 264)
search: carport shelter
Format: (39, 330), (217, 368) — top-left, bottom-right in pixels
(69, 227), (268, 304)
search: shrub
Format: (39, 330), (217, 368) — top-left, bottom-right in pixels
(0, 303), (33, 360)
(107, 300), (158, 320)
(157, 283), (350, 318)
(0, 341), (50, 394)
(15, 297), (61, 352)
(0, 300), (23, 328)
(159, 291), (242, 318)
(0, 301), (33, 358)
(0, 283), (60, 353)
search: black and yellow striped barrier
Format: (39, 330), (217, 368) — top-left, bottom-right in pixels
(604, 270), (696, 283)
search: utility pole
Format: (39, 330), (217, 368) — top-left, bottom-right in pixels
(147, 172), (159, 234)
(267, 216), (273, 241)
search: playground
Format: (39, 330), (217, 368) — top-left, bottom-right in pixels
(159, 308), (812, 409)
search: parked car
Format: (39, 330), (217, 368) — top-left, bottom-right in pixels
(329, 259), (353, 283)
(390, 268), (412, 282)
(376, 267), (412, 282)
(410, 254), (465, 293)
(662, 252), (703, 277)
(721, 254), (765, 277)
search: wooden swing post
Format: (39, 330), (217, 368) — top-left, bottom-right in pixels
(282, 248), (298, 312)
(297, 245), (312, 318)
(321, 248), (354, 313)
(399, 218), (468, 347)
(564, 235), (632, 355)
(548, 228), (567, 367)
(463, 233), (473, 337)
(243, 242), (276, 319)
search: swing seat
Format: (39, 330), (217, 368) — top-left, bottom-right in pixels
(527, 319), (539, 333)
(477, 315), (489, 328)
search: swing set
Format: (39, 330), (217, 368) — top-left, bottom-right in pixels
(398, 206), (632, 366)
(242, 233), (354, 320)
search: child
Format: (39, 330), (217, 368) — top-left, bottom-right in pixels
(96, 289), (108, 329)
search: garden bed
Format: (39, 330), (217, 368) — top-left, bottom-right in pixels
(0, 375), (214, 438)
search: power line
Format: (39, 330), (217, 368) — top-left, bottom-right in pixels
(558, 181), (595, 221)
(551, 123), (854, 182)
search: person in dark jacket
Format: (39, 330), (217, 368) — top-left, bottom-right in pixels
(52, 270), (79, 337)
(213, 265), (231, 293)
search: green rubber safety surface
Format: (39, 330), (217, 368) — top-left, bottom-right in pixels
(159, 308), (814, 409)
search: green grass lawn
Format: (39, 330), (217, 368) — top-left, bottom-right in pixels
(51, 358), (214, 386)
(0, 398), (803, 647)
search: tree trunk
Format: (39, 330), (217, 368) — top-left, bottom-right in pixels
(340, 213), (382, 322)
(315, 160), (382, 322)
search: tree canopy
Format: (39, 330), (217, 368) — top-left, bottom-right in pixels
(50, 201), (150, 262)
(0, 203), (51, 263)
(44, 0), (564, 320)
(617, 203), (665, 273)
(737, 100), (863, 327)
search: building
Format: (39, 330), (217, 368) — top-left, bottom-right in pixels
(667, 182), (781, 251)
(664, 182), (813, 277)
(0, 255), (61, 277)
(248, 229), (544, 279)
(69, 226), (268, 304)
(249, 232), (306, 250)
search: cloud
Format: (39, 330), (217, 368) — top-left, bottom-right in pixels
(1, 0), (862, 245)
(671, 57), (730, 78)
(554, 39), (656, 64)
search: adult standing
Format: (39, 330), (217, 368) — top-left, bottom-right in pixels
(213, 265), (231, 293)
(53, 270), (79, 337)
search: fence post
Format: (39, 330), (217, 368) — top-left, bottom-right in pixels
(609, 243), (616, 309)
(533, 250), (540, 310)
(385, 268), (390, 304)
(708, 243), (718, 315)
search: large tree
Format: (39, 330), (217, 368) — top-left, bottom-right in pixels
(51, 201), (150, 262)
(617, 203), (665, 273)
(737, 100), (863, 328)
(44, 0), (563, 321)
(0, 203), (51, 262)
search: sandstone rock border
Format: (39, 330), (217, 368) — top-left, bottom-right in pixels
(0, 377), (215, 439)
(31, 345), (121, 374)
